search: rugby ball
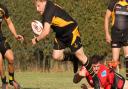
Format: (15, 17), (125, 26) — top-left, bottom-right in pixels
(31, 20), (43, 35)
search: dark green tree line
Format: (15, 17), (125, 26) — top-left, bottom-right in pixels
(0, 0), (114, 71)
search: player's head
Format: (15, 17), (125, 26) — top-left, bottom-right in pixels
(32, 0), (47, 15)
(90, 55), (104, 74)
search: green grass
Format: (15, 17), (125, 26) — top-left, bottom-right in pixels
(2, 68), (126, 89)
(13, 72), (86, 89)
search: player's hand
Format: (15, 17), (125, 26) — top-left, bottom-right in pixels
(79, 66), (87, 77)
(32, 37), (37, 45)
(105, 34), (111, 44)
(15, 35), (24, 41)
(108, 61), (119, 69)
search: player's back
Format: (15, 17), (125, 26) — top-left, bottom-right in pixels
(43, 0), (78, 37)
(97, 64), (110, 88)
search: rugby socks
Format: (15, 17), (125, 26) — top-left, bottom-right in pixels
(63, 51), (79, 73)
(84, 60), (100, 89)
(84, 60), (95, 77)
(71, 55), (79, 73)
(1, 76), (7, 84)
(125, 57), (128, 80)
(9, 72), (14, 85)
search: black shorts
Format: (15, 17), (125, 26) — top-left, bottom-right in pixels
(53, 34), (82, 53)
(111, 27), (128, 48)
(0, 38), (11, 57)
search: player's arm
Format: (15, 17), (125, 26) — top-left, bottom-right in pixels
(104, 9), (112, 44)
(86, 74), (104, 89)
(32, 22), (51, 45)
(36, 22), (51, 41)
(104, 1), (116, 44)
(5, 17), (17, 37)
(32, 1), (54, 45)
(85, 73), (94, 87)
(105, 68), (115, 89)
(4, 17), (24, 40)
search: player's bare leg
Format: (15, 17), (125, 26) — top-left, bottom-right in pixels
(0, 53), (8, 89)
(5, 50), (20, 89)
(52, 49), (79, 73)
(112, 48), (120, 72)
(52, 49), (64, 61)
(123, 46), (128, 80)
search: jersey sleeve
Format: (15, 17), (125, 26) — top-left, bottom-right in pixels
(107, 68), (115, 84)
(42, 1), (55, 24)
(86, 72), (94, 87)
(107, 1), (117, 12)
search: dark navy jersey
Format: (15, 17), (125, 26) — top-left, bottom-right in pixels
(108, 1), (128, 30)
(0, 4), (9, 37)
(41, 0), (78, 38)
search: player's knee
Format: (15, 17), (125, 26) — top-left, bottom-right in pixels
(8, 58), (14, 64)
(52, 54), (63, 61)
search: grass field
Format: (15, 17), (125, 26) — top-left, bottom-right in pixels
(1, 68), (127, 89)
(6, 71), (86, 89)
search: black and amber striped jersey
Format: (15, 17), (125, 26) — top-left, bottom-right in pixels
(41, 0), (78, 38)
(108, 1), (128, 30)
(0, 4), (9, 28)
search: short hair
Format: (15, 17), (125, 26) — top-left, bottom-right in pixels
(32, 0), (46, 3)
(33, 0), (44, 2)
(90, 55), (105, 64)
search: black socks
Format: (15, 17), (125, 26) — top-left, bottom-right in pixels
(84, 60), (95, 77)
(9, 72), (14, 85)
(1, 76), (7, 84)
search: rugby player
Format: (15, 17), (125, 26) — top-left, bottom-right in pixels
(0, 3), (24, 89)
(73, 55), (125, 89)
(31, 0), (100, 88)
(104, 0), (128, 79)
